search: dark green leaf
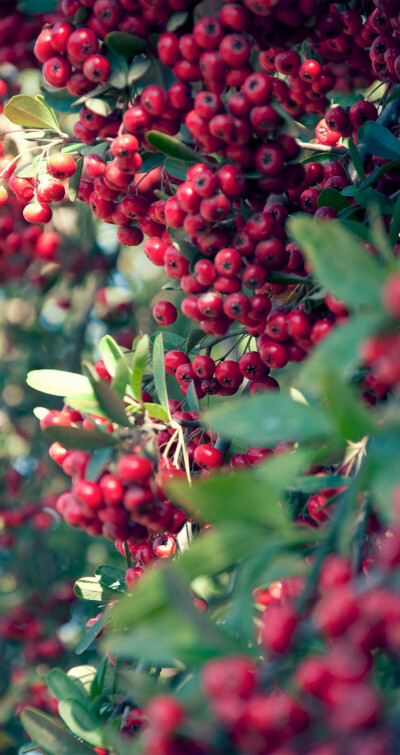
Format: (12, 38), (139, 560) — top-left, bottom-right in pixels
(169, 449), (311, 527)
(152, 333), (170, 416)
(46, 669), (88, 706)
(20, 708), (93, 755)
(169, 233), (198, 261)
(85, 447), (113, 481)
(289, 215), (384, 308)
(40, 86), (76, 113)
(4, 94), (59, 130)
(289, 474), (350, 493)
(128, 54), (151, 83)
(95, 565), (126, 591)
(164, 158), (190, 181)
(298, 312), (387, 394)
(76, 612), (109, 655)
(150, 330), (185, 350)
(139, 152), (165, 173)
(17, 0), (57, 12)
(131, 334), (150, 401)
(204, 393), (336, 446)
(390, 195), (400, 249)
(90, 657), (108, 698)
(348, 137), (366, 181)
(82, 361), (130, 426)
(68, 157), (83, 203)
(359, 121), (400, 161)
(43, 425), (117, 451)
(105, 32), (146, 56)
(186, 381), (200, 413)
(317, 188), (350, 212)
(186, 328), (204, 353)
(145, 131), (199, 163)
(341, 219), (371, 243)
(104, 45), (129, 88)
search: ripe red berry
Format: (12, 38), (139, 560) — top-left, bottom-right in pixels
(116, 455), (153, 484)
(153, 301), (178, 326)
(47, 153), (76, 180)
(194, 444), (224, 468)
(192, 355), (215, 378)
(83, 54), (111, 83)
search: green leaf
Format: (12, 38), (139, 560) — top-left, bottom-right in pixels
(152, 333), (170, 416)
(169, 449), (311, 527)
(74, 575), (123, 602)
(144, 403), (169, 422)
(85, 97), (113, 116)
(369, 432), (400, 522)
(46, 669), (88, 706)
(58, 700), (103, 747)
(359, 121), (400, 161)
(68, 157), (83, 203)
(317, 188), (350, 212)
(297, 311), (387, 394)
(150, 331), (185, 350)
(186, 381), (200, 412)
(169, 233), (198, 261)
(131, 334), (150, 401)
(85, 447), (113, 481)
(43, 425), (117, 451)
(289, 474), (350, 493)
(27, 369), (92, 398)
(82, 362), (130, 426)
(390, 195), (400, 249)
(145, 131), (199, 163)
(321, 371), (375, 441)
(4, 94), (59, 131)
(75, 612), (109, 655)
(186, 328), (204, 353)
(165, 157), (190, 181)
(128, 54), (151, 83)
(95, 565), (126, 591)
(204, 393), (336, 446)
(112, 357), (129, 398)
(139, 152), (165, 173)
(166, 10), (188, 30)
(105, 31), (146, 56)
(90, 657), (108, 698)
(348, 136), (366, 181)
(17, 0), (57, 12)
(20, 708), (93, 755)
(104, 45), (129, 88)
(100, 335), (127, 378)
(289, 215), (384, 308)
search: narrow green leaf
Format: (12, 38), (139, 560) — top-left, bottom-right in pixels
(112, 357), (129, 398)
(82, 362), (130, 426)
(321, 371), (375, 441)
(348, 136), (366, 181)
(145, 131), (200, 163)
(27, 369), (92, 398)
(43, 425), (117, 451)
(20, 708), (93, 755)
(46, 670), (88, 706)
(186, 381), (200, 413)
(144, 403), (169, 422)
(68, 157), (83, 203)
(131, 334), (150, 401)
(4, 94), (59, 130)
(75, 612), (109, 655)
(152, 333), (170, 416)
(85, 447), (113, 481)
(100, 335), (127, 378)
(164, 157), (190, 181)
(90, 657), (108, 698)
(205, 393), (336, 446)
(317, 188), (350, 212)
(185, 328), (204, 353)
(128, 54), (151, 83)
(289, 215), (384, 308)
(104, 45), (129, 88)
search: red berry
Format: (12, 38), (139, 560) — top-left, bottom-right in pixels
(153, 301), (178, 326)
(194, 444), (224, 468)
